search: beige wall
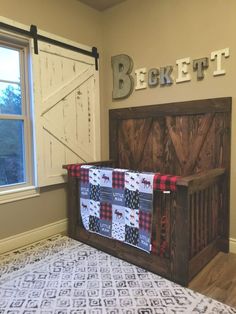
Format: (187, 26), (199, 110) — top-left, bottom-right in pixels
(0, 185), (66, 238)
(101, 0), (236, 238)
(0, 0), (103, 239)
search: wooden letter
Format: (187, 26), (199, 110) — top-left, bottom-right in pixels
(160, 66), (173, 86)
(211, 48), (229, 76)
(193, 57), (209, 80)
(111, 54), (134, 99)
(176, 57), (191, 83)
(135, 68), (147, 90)
(148, 68), (159, 87)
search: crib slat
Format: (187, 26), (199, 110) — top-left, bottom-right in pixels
(195, 192), (199, 253)
(208, 186), (213, 243)
(198, 191), (203, 251)
(171, 185), (189, 286)
(189, 181), (222, 259)
(214, 183), (219, 239)
(212, 184), (215, 240)
(200, 189), (204, 250)
(165, 192), (171, 257)
(190, 194), (194, 258)
(203, 189), (207, 248)
(160, 192), (167, 257)
(155, 191), (162, 255)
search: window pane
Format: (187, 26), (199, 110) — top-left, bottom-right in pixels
(0, 46), (20, 82)
(0, 82), (22, 115)
(0, 120), (25, 186)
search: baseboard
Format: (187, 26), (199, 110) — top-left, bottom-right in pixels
(0, 219), (68, 254)
(230, 238), (236, 253)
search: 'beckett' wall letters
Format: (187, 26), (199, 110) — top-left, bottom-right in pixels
(111, 48), (229, 100)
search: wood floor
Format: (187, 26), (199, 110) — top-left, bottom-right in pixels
(189, 252), (236, 309)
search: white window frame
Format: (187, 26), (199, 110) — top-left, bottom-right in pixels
(0, 15), (101, 196)
(0, 30), (38, 203)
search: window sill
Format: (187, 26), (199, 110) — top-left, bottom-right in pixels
(0, 186), (40, 204)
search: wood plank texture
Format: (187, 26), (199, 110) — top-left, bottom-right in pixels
(189, 252), (236, 308)
(109, 98), (231, 176)
(65, 97), (231, 287)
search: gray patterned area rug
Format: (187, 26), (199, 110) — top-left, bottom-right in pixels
(0, 235), (235, 314)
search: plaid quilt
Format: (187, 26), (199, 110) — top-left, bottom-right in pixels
(80, 166), (155, 253)
(153, 173), (180, 191)
(65, 164), (180, 192)
(65, 164), (180, 255)
(65, 164), (81, 177)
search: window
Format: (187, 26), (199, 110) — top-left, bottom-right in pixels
(0, 32), (36, 200)
(0, 18), (100, 193)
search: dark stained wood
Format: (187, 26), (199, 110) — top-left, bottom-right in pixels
(109, 97), (231, 120)
(166, 116), (188, 171)
(109, 98), (231, 178)
(67, 176), (79, 238)
(109, 116), (119, 162)
(184, 113), (215, 175)
(176, 168), (225, 188)
(74, 224), (170, 279)
(64, 97), (231, 287)
(189, 238), (220, 280)
(117, 118), (153, 169)
(219, 173), (230, 253)
(171, 185), (189, 286)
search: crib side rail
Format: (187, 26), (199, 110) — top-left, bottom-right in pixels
(171, 168), (227, 286)
(63, 159), (116, 169)
(176, 168), (225, 191)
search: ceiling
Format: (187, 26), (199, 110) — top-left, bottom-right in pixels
(79, 0), (126, 11)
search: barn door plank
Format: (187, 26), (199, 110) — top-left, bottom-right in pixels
(42, 119), (92, 162)
(32, 40), (100, 186)
(41, 66), (94, 116)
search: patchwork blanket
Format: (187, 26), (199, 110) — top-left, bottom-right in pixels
(80, 166), (155, 253)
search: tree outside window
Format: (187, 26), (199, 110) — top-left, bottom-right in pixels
(0, 42), (33, 189)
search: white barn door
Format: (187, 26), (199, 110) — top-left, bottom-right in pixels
(32, 40), (100, 186)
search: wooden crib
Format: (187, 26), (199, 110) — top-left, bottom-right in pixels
(64, 97), (231, 286)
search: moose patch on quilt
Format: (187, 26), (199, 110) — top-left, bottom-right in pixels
(80, 166), (155, 253)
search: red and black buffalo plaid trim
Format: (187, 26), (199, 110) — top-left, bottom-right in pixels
(100, 202), (112, 221)
(112, 171), (125, 189)
(153, 173), (180, 191)
(80, 168), (90, 183)
(65, 164), (81, 177)
(139, 211), (152, 232)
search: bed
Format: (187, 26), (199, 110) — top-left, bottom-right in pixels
(63, 97), (231, 286)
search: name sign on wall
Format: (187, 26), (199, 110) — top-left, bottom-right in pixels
(111, 48), (229, 99)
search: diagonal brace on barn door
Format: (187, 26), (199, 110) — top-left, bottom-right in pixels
(41, 67), (94, 116)
(43, 119), (93, 162)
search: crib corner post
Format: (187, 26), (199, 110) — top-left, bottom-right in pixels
(67, 175), (79, 239)
(170, 185), (190, 286)
(219, 172), (230, 253)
